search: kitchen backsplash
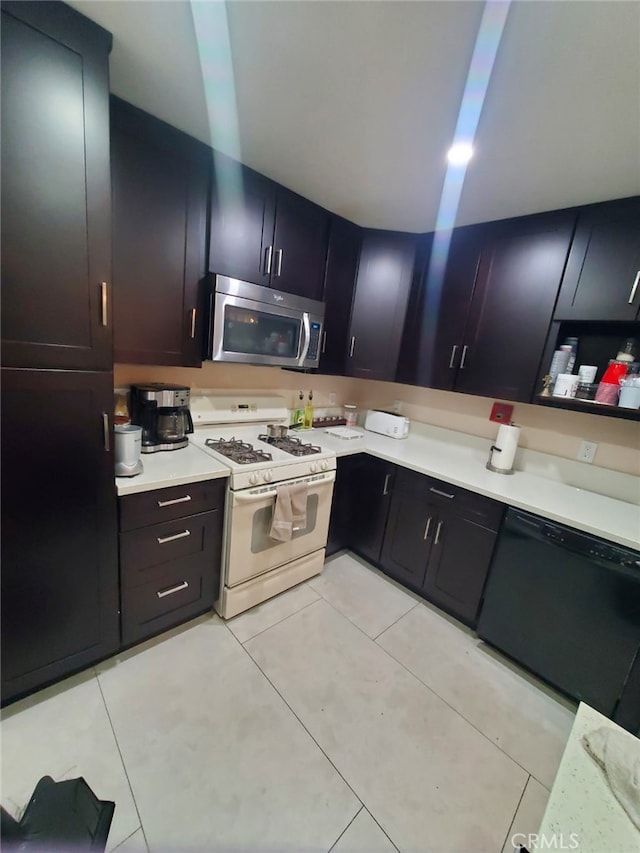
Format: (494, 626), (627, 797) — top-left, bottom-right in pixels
(114, 363), (640, 478)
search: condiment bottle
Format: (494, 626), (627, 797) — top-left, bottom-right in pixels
(303, 391), (314, 429)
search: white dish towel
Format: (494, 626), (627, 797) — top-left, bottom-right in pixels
(582, 726), (640, 830)
(269, 483), (308, 542)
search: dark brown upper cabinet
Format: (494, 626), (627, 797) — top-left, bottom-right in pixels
(554, 196), (640, 321)
(111, 97), (210, 367)
(400, 212), (575, 402)
(346, 230), (418, 381)
(209, 154), (329, 302)
(319, 215), (362, 374)
(1, 1), (113, 370)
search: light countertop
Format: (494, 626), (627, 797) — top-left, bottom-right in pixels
(533, 703), (640, 853)
(307, 423), (640, 550)
(115, 443), (229, 497)
(114, 423), (639, 549)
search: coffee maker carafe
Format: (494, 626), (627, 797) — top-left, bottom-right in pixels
(129, 384), (194, 452)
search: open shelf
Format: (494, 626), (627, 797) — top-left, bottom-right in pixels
(534, 394), (640, 421)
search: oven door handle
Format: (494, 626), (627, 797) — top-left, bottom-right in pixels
(298, 312), (311, 367)
(232, 472), (336, 504)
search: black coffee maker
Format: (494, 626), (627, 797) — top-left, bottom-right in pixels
(129, 384), (194, 453)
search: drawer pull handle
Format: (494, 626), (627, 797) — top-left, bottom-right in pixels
(434, 520), (443, 546)
(157, 580), (189, 599)
(628, 271), (640, 305)
(157, 495), (192, 507)
(157, 530), (191, 545)
(429, 487), (455, 499)
(423, 517), (432, 540)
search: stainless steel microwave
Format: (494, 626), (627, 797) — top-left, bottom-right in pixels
(206, 275), (325, 369)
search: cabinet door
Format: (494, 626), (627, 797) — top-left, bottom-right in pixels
(320, 216), (361, 375)
(272, 188), (329, 301)
(455, 213), (575, 402)
(554, 198), (640, 321)
(111, 98), (209, 367)
(209, 155), (276, 287)
(379, 490), (435, 589)
(1, 368), (119, 702)
(347, 231), (417, 381)
(422, 511), (498, 626)
(1, 3), (112, 370)
(348, 456), (395, 565)
(326, 456), (353, 557)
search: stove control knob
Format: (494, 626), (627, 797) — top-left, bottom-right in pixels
(249, 473), (260, 485)
(263, 470), (273, 483)
(320, 460), (329, 471)
(310, 462), (318, 474)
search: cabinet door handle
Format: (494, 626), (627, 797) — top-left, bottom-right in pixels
(449, 345), (458, 369)
(434, 520), (443, 545)
(322, 331), (326, 354)
(349, 336), (356, 358)
(275, 249), (283, 277)
(102, 412), (110, 451)
(383, 473), (391, 496)
(264, 245), (273, 275)
(156, 580), (189, 599)
(157, 529), (191, 545)
(100, 282), (108, 326)
(460, 345), (469, 369)
(423, 517), (432, 540)
(190, 308), (197, 339)
(629, 271), (640, 305)
(429, 486), (455, 499)
(157, 495), (192, 507)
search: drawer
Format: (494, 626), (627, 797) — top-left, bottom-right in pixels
(119, 478), (226, 532)
(119, 509), (222, 590)
(121, 562), (216, 647)
(394, 468), (504, 531)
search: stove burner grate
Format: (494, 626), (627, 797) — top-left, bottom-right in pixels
(258, 434), (322, 456)
(205, 437), (273, 464)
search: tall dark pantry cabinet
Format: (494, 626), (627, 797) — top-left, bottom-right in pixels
(1, 1), (119, 703)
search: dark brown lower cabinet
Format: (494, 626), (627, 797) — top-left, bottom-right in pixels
(346, 455), (396, 565)
(378, 467), (504, 626)
(118, 479), (225, 646)
(1, 368), (120, 704)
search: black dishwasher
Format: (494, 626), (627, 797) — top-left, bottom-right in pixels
(477, 508), (640, 723)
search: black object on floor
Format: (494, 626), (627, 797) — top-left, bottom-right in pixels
(1, 775), (115, 851)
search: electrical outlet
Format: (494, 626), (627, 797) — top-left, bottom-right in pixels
(577, 440), (598, 464)
(329, 392), (336, 406)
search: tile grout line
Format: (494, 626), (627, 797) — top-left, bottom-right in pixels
(374, 640), (556, 785)
(361, 806), (401, 853)
(224, 625), (370, 842)
(327, 805), (363, 852)
(231, 594), (322, 646)
(500, 774), (531, 853)
(372, 601), (420, 641)
(94, 668), (150, 853)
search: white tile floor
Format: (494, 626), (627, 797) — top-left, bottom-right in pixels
(1, 552), (577, 853)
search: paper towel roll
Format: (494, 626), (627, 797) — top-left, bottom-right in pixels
(490, 423), (520, 472)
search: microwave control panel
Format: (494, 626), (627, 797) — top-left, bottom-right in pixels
(307, 322), (322, 360)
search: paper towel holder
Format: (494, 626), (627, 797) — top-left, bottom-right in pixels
(486, 444), (515, 474)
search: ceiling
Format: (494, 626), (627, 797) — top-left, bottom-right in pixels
(69, 1), (640, 232)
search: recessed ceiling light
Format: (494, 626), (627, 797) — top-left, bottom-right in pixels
(447, 143), (474, 165)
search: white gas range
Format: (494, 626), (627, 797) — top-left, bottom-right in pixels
(189, 394), (337, 619)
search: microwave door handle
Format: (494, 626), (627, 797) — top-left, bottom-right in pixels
(298, 312), (311, 366)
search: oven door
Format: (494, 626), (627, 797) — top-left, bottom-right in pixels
(225, 471), (335, 587)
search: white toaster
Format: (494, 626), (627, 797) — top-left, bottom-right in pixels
(364, 409), (410, 439)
